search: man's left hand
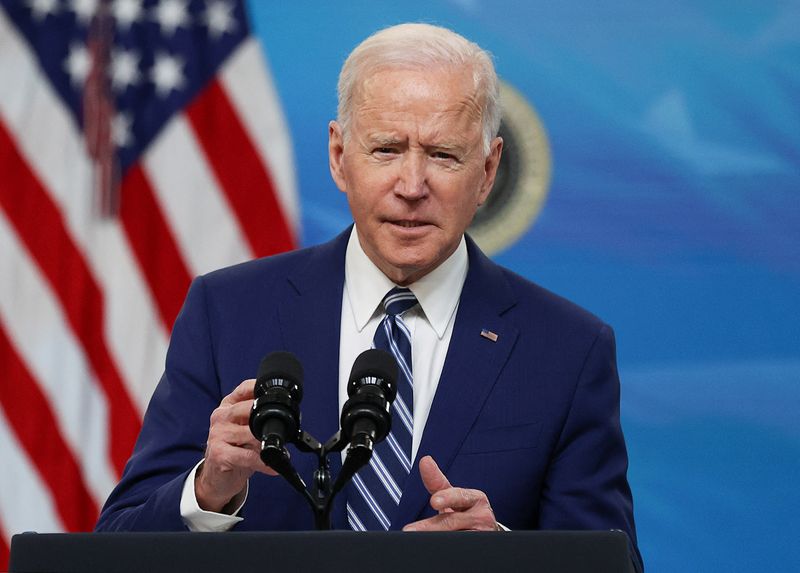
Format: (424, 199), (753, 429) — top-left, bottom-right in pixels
(402, 455), (499, 531)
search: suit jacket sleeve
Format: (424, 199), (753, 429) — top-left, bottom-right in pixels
(95, 276), (221, 531)
(538, 323), (642, 570)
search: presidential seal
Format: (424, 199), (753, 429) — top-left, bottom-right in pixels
(469, 80), (551, 255)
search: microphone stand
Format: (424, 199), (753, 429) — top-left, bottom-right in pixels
(258, 429), (374, 530)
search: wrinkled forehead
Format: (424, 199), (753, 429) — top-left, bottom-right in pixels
(353, 62), (482, 111)
(351, 73), (484, 150)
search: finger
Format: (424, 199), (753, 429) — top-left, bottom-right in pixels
(255, 464), (279, 477)
(204, 441), (264, 474)
(210, 436), (277, 476)
(206, 425), (279, 478)
(430, 487), (486, 513)
(418, 455), (451, 496)
(209, 423), (261, 451)
(210, 399), (256, 426)
(220, 379), (256, 407)
(403, 509), (496, 532)
(202, 442), (259, 479)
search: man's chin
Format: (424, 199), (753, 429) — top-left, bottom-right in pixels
(379, 252), (440, 285)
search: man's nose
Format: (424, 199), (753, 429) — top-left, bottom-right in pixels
(395, 152), (428, 199)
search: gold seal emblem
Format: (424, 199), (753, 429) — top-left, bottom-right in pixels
(469, 80), (552, 255)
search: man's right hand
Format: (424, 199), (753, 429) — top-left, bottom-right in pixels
(195, 379), (278, 513)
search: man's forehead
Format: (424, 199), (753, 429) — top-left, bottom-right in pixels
(353, 81), (483, 126)
(355, 64), (478, 103)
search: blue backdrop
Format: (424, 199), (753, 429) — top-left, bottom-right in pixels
(246, 2), (800, 571)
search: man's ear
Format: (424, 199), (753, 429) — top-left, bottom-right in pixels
(477, 136), (503, 206)
(328, 121), (347, 192)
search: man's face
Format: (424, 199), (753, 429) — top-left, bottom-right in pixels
(329, 66), (503, 285)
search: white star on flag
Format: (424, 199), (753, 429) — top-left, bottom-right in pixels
(151, 0), (189, 36)
(69, 0), (98, 25)
(204, 0), (237, 39)
(112, 112), (133, 147)
(111, 0), (143, 31)
(111, 48), (140, 93)
(150, 52), (185, 96)
(64, 42), (91, 87)
(27, 0), (59, 21)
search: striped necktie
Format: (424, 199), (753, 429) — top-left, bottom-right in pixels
(347, 287), (418, 531)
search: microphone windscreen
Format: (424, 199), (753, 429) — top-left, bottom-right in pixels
(348, 349), (398, 400)
(256, 351), (303, 396)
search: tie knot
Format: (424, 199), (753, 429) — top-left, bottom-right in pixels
(382, 287), (418, 317)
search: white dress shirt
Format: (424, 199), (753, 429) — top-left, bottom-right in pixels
(339, 228), (467, 461)
(180, 228), (468, 531)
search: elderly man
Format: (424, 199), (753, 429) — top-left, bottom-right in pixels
(97, 22), (641, 569)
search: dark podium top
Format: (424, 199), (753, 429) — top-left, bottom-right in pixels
(10, 530), (637, 573)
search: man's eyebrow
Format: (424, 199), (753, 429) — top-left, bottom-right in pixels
(424, 141), (468, 153)
(367, 134), (405, 146)
(365, 135), (468, 153)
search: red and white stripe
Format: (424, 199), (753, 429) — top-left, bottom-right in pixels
(0, 9), (298, 566)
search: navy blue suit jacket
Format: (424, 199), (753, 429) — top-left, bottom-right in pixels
(96, 229), (640, 567)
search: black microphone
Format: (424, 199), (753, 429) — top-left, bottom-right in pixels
(340, 349), (398, 448)
(249, 351), (303, 451)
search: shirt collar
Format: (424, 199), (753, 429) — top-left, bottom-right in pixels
(345, 227), (468, 339)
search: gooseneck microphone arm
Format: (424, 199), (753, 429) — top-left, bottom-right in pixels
(248, 349), (399, 529)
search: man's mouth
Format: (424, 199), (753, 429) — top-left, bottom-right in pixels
(386, 217), (433, 228)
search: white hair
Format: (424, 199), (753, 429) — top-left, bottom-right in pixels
(337, 23), (501, 154)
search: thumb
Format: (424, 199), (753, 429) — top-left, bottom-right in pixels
(419, 455), (451, 496)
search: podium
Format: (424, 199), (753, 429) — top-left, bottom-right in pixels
(9, 530), (636, 573)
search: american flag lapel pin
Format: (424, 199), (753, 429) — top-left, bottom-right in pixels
(480, 329), (498, 342)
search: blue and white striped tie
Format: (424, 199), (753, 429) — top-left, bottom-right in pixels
(347, 287), (418, 531)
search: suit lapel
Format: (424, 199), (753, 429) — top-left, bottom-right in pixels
(393, 236), (519, 529)
(277, 229), (350, 527)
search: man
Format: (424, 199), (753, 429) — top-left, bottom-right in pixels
(96, 22), (641, 569)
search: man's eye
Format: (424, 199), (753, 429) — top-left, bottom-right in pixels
(432, 151), (455, 160)
(374, 147), (396, 154)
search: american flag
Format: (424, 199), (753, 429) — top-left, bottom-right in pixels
(0, 0), (298, 565)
